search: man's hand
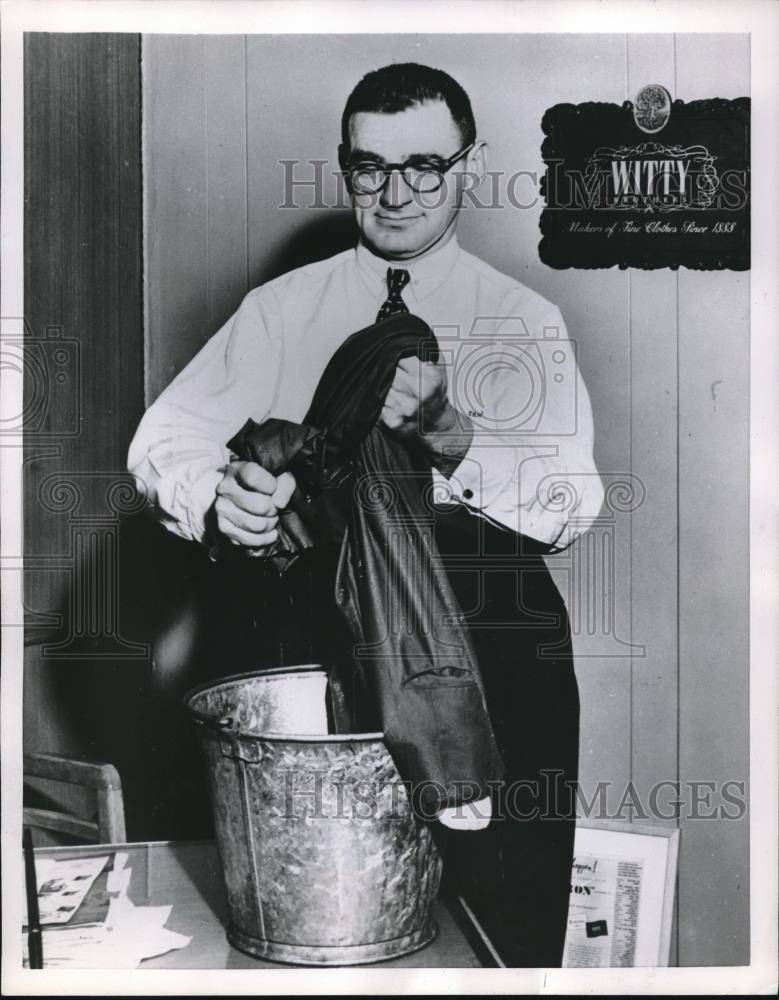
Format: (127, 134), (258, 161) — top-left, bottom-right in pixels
(438, 795), (492, 831)
(380, 357), (473, 475)
(213, 460), (296, 552)
(380, 356), (449, 439)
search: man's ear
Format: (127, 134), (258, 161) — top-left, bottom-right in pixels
(467, 139), (489, 188)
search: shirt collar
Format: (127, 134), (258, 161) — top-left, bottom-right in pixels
(355, 235), (460, 306)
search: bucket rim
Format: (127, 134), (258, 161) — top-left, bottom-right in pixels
(182, 665), (385, 744)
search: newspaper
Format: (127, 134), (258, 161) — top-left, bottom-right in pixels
(24, 855), (109, 926)
(563, 851), (644, 967)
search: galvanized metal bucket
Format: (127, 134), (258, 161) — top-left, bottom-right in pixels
(184, 665), (442, 966)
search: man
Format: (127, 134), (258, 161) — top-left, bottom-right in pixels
(128, 62), (603, 966)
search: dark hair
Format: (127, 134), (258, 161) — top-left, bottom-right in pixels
(340, 62), (476, 150)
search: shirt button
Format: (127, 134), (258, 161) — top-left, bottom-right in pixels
(463, 488), (474, 500)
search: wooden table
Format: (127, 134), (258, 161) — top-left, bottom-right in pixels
(36, 841), (486, 969)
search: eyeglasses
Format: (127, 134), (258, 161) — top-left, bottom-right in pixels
(346, 142), (475, 195)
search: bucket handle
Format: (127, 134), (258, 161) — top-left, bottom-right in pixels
(213, 713), (264, 764)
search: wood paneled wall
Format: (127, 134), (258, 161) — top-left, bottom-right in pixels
(23, 33), (157, 839)
(139, 33), (749, 965)
(24, 33), (145, 634)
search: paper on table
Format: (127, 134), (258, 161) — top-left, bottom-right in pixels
(106, 866), (131, 894)
(23, 899), (192, 968)
(24, 855), (109, 926)
(22, 862), (192, 969)
(107, 895), (191, 960)
(24, 928), (191, 968)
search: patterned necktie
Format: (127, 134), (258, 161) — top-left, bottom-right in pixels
(376, 268), (410, 322)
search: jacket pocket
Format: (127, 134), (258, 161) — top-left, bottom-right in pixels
(402, 665), (477, 689)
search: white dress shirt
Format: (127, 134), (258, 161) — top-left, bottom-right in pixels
(128, 236), (603, 548)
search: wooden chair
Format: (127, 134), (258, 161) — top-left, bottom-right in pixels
(23, 752), (127, 844)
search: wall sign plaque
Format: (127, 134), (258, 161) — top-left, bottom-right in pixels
(539, 95), (750, 270)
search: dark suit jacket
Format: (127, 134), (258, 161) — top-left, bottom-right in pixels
(227, 314), (507, 812)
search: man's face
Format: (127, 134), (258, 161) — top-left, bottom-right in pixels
(345, 100), (475, 260)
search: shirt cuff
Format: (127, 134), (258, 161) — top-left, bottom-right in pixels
(432, 435), (518, 510)
(181, 467), (225, 545)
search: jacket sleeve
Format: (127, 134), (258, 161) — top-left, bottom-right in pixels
(340, 431), (506, 814)
(437, 302), (604, 550)
(127, 288), (284, 544)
